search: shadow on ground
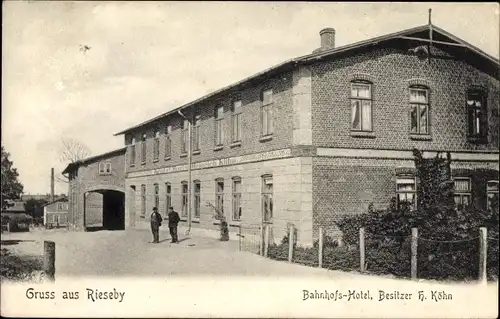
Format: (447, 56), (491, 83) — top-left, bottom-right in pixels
(1, 240), (36, 246)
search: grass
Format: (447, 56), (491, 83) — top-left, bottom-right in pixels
(0, 248), (44, 283)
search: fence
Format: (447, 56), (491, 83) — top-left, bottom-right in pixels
(239, 223), (499, 282)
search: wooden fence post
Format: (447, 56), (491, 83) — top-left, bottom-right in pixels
(411, 228), (418, 280)
(44, 241), (56, 282)
(259, 225), (264, 256)
(264, 225), (270, 258)
(318, 227), (324, 268)
(288, 225), (294, 263)
(359, 227), (365, 272)
(479, 227), (487, 284)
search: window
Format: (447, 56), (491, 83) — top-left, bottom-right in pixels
(165, 183), (171, 215)
(165, 125), (172, 158)
(140, 184), (146, 218)
(232, 100), (242, 142)
(141, 133), (147, 164)
(350, 82), (372, 131)
(215, 179), (224, 220)
(130, 137), (136, 166)
(193, 115), (201, 151)
(181, 182), (188, 217)
(153, 183), (159, 210)
(487, 181), (499, 210)
(194, 181), (201, 218)
(232, 177), (242, 221)
(467, 90), (487, 138)
(262, 175), (273, 223)
(215, 106), (224, 146)
(57, 203), (63, 210)
(98, 162), (111, 175)
(396, 177), (416, 209)
(410, 86), (429, 134)
(261, 89), (273, 136)
(181, 120), (189, 154)
(453, 178), (471, 210)
(153, 129), (160, 161)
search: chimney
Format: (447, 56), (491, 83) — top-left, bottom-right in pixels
(51, 168), (55, 202)
(314, 27), (336, 53)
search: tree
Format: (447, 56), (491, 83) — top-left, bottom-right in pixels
(205, 201), (229, 241)
(1, 146), (24, 211)
(57, 138), (91, 183)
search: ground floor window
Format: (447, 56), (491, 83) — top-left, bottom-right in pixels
(486, 180), (498, 210)
(181, 182), (188, 217)
(165, 183), (171, 216)
(396, 177), (416, 209)
(194, 181), (201, 218)
(453, 178), (471, 210)
(140, 184), (146, 218)
(154, 183), (159, 210)
(232, 177), (242, 221)
(215, 179), (224, 220)
(262, 175), (273, 223)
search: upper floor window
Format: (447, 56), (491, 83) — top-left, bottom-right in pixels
(350, 81), (372, 132)
(153, 129), (160, 161)
(453, 178), (471, 210)
(57, 202), (64, 210)
(141, 133), (147, 164)
(261, 89), (274, 136)
(215, 106), (224, 146)
(181, 120), (189, 154)
(467, 90), (487, 139)
(193, 114), (201, 152)
(232, 100), (242, 143)
(165, 125), (172, 159)
(410, 86), (429, 135)
(396, 177), (416, 210)
(98, 162), (112, 175)
(130, 137), (136, 166)
(486, 180), (499, 211)
(262, 175), (273, 223)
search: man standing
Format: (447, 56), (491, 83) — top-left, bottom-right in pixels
(150, 207), (162, 244)
(168, 206), (180, 243)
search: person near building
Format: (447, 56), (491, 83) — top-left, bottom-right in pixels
(150, 207), (162, 244)
(167, 206), (180, 243)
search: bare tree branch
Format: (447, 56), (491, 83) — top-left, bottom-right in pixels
(58, 137), (91, 164)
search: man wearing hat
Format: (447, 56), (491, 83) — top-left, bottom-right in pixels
(167, 206), (180, 243)
(150, 207), (162, 243)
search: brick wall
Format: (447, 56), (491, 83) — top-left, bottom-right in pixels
(312, 156), (499, 240)
(67, 150), (126, 230)
(311, 45), (499, 152)
(124, 71), (294, 175)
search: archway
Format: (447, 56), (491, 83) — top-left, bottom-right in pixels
(84, 189), (125, 231)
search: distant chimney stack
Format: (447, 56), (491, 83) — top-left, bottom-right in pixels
(51, 168), (55, 202)
(314, 27), (336, 53)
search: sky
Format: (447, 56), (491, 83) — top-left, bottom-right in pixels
(2, 2), (499, 195)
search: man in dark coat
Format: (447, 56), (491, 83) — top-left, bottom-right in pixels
(150, 207), (162, 243)
(167, 206), (180, 243)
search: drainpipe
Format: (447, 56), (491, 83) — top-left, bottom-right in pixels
(177, 110), (192, 235)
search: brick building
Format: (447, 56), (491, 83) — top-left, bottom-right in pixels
(69, 24), (499, 245)
(63, 148), (126, 231)
(42, 197), (69, 228)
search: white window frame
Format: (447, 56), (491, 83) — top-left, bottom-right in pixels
(409, 86), (429, 135)
(261, 89), (274, 136)
(396, 176), (417, 210)
(215, 178), (224, 220)
(232, 100), (242, 143)
(350, 81), (373, 132)
(153, 129), (160, 161)
(467, 90), (487, 138)
(193, 114), (201, 151)
(194, 180), (201, 218)
(181, 120), (189, 154)
(486, 180), (498, 210)
(165, 125), (172, 159)
(140, 184), (146, 217)
(453, 177), (472, 210)
(165, 182), (171, 216)
(130, 137), (136, 166)
(153, 183), (159, 210)
(141, 133), (147, 164)
(262, 175), (273, 223)
(181, 182), (188, 217)
(215, 106), (224, 146)
(232, 177), (242, 221)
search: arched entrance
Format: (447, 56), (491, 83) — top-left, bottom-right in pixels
(84, 188), (125, 231)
